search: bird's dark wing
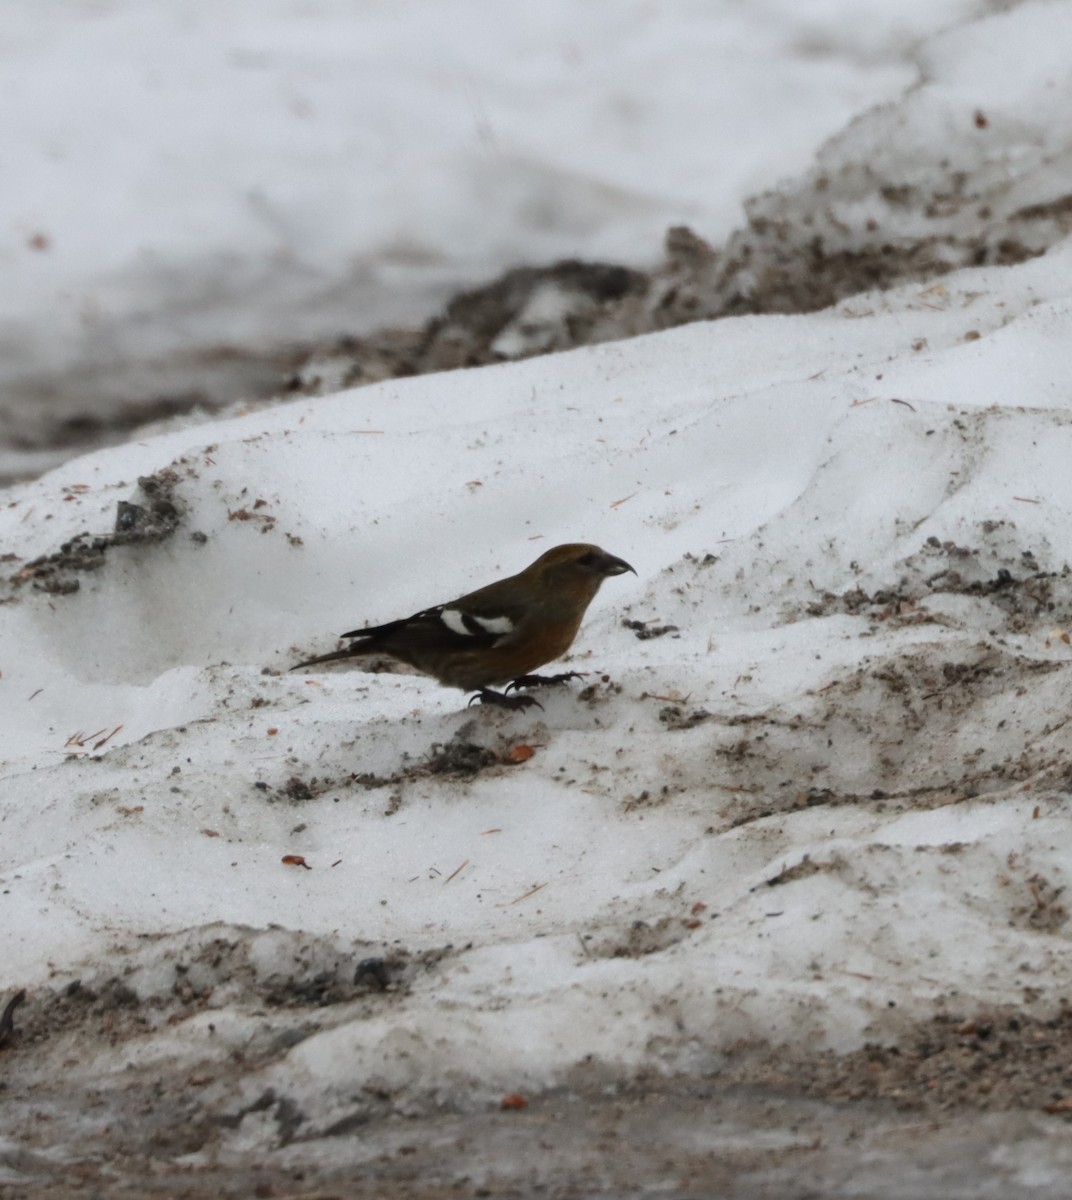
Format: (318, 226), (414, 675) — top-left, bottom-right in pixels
(339, 610), (435, 642)
(341, 600), (519, 651)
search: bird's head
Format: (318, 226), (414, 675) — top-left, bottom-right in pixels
(529, 543), (636, 607)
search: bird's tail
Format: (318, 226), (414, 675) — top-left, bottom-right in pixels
(290, 643), (373, 671)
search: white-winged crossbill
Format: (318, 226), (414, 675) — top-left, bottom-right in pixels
(292, 542), (635, 708)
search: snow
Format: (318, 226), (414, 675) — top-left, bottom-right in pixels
(3, 0), (1072, 1166)
(6, 232), (1072, 1125)
(1, 0), (982, 471)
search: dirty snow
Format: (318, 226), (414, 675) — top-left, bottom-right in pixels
(6, 238), (1072, 1131)
(3, 0), (1072, 1189)
(0, 0), (982, 474)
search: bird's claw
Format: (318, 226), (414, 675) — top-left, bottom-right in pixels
(468, 688), (543, 711)
(505, 671), (586, 693)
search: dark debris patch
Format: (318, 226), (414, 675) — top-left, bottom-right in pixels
(1010, 873), (1068, 933)
(286, 257), (649, 391)
(13, 935), (459, 1058)
(623, 618), (681, 640)
(800, 532), (1072, 630)
(256, 774), (340, 803)
(352, 726), (529, 796)
(424, 738), (498, 778)
(585, 916), (691, 960)
(12, 467), (189, 595)
(262, 970), (347, 1009)
(759, 854), (839, 888)
(13, 977), (147, 1050)
(353, 957), (392, 991)
(112, 469), (185, 538)
(658, 705), (713, 730)
(721, 1004), (1072, 1116)
(280, 776), (316, 802)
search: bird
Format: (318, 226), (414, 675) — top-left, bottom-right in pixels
(291, 543), (635, 708)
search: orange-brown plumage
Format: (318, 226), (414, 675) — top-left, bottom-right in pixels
(291, 543), (635, 707)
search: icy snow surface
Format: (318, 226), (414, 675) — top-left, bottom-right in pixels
(3, 0), (1072, 1153)
(5, 232), (1072, 1124)
(0, 0), (981, 470)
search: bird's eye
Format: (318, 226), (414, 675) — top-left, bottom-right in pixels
(576, 551), (599, 567)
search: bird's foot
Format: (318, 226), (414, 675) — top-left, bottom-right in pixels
(505, 671), (586, 693)
(468, 688), (543, 711)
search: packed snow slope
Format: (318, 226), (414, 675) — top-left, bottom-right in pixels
(0, 0), (986, 473)
(3, 0), (1072, 1161)
(4, 236), (1072, 1135)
